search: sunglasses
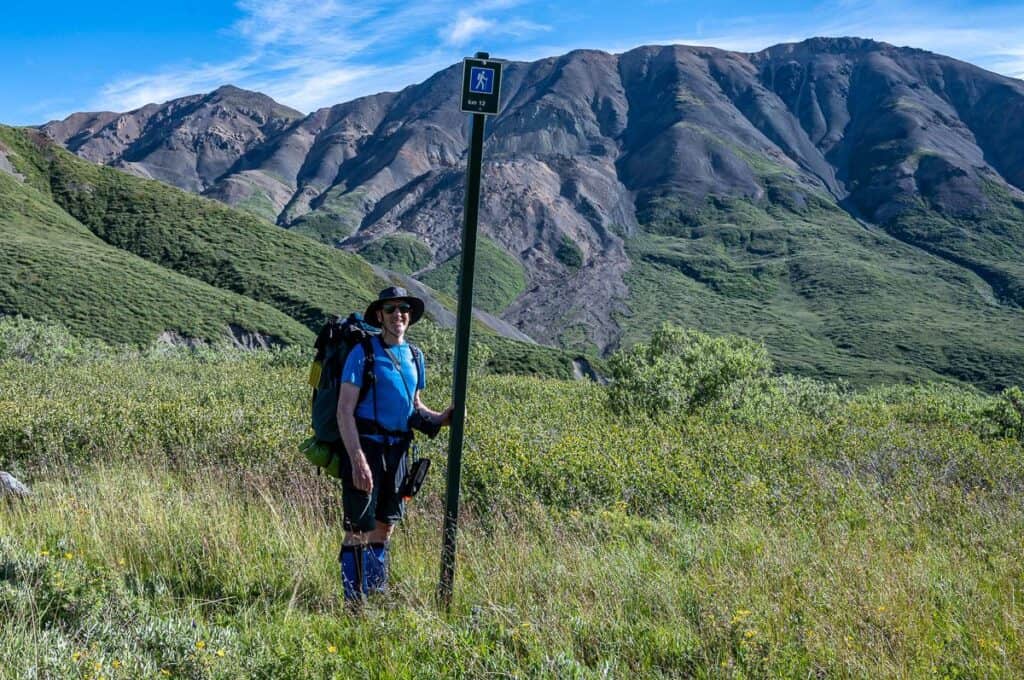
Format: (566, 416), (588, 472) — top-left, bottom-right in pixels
(382, 302), (412, 314)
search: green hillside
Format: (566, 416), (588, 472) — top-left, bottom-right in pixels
(0, 126), (585, 378)
(14, 118), (1020, 390)
(622, 185), (1024, 391)
(358, 233), (433, 274)
(0, 133), (312, 346)
(1, 127), (384, 330)
(420, 237), (527, 315)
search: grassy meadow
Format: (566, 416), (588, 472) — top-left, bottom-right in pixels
(2, 318), (1023, 678)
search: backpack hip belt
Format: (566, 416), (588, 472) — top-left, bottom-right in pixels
(355, 417), (412, 440)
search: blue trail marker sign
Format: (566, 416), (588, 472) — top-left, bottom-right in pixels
(461, 56), (503, 115)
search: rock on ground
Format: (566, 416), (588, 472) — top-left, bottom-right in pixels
(0, 471), (31, 498)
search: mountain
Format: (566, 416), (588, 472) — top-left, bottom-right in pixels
(42, 85), (304, 195)
(38, 38), (1024, 389)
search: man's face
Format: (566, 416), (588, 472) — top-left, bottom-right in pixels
(379, 299), (411, 337)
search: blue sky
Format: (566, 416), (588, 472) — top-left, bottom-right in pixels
(3, 0), (1024, 125)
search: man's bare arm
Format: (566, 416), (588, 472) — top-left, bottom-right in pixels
(338, 383), (373, 492)
(413, 392), (454, 426)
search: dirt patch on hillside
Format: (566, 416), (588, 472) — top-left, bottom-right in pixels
(0, 144), (25, 182)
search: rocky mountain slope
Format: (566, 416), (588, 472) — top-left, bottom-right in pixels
(43, 86), (304, 194)
(39, 38), (1024, 388)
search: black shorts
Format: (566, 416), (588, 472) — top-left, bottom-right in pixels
(338, 435), (410, 533)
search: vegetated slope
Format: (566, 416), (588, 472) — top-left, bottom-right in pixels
(357, 233), (433, 274)
(5, 125), (385, 331)
(622, 195), (1024, 389)
(753, 38), (1024, 303)
(420, 237), (526, 315)
(0, 128), (312, 345)
(0, 126), (582, 377)
(40, 38), (1024, 390)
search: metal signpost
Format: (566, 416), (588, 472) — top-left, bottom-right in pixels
(438, 52), (503, 609)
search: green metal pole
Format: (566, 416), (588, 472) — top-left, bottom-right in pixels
(438, 105), (487, 610)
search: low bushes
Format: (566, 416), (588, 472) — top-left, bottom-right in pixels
(3, 320), (1024, 676)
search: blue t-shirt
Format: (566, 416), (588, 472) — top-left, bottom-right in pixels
(342, 337), (426, 434)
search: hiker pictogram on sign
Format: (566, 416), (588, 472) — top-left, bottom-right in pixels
(469, 67), (494, 94)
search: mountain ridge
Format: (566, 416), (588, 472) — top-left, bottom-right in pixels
(33, 37), (1024, 389)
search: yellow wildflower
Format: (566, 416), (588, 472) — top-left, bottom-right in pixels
(112, 660), (121, 669)
(744, 629), (757, 639)
(216, 649), (226, 657)
(39, 550), (50, 557)
(195, 640), (206, 650)
(327, 645), (338, 654)
(730, 609), (753, 625)
(64, 552), (74, 560)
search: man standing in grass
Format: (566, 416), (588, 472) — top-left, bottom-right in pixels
(336, 286), (453, 601)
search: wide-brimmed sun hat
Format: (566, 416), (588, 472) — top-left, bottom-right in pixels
(364, 286), (425, 327)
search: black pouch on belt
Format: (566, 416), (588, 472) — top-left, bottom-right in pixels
(398, 458), (431, 500)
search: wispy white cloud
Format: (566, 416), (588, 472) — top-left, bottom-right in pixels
(83, 0), (558, 116)
(987, 46), (1024, 79)
(83, 0), (1023, 119)
(97, 55), (260, 112)
(446, 12), (496, 46)
(86, 0), (465, 113)
(659, 0), (1024, 77)
(442, 3), (549, 47)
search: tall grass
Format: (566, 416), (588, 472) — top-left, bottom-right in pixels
(3, 463), (1022, 678)
(2, 324), (1023, 677)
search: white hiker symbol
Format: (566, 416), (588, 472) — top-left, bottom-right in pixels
(476, 70), (489, 91)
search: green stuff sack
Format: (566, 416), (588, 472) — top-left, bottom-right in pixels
(299, 436), (342, 478)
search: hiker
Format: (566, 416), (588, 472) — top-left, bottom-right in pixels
(336, 286), (453, 600)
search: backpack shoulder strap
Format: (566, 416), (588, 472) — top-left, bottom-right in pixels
(409, 343), (423, 387)
(358, 336), (376, 404)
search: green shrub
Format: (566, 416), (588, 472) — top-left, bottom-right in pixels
(0, 315), (109, 364)
(554, 236), (583, 271)
(607, 323), (772, 419)
(358, 234), (433, 274)
(711, 373), (846, 424)
(854, 382), (989, 427)
(979, 386), (1024, 440)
